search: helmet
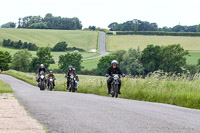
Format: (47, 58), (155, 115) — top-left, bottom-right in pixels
(50, 71), (53, 73)
(111, 60), (118, 65)
(69, 65), (73, 69)
(40, 64), (44, 67)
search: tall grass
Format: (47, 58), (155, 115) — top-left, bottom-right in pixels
(0, 79), (13, 93)
(3, 70), (200, 109)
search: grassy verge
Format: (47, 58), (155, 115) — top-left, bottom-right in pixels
(3, 70), (200, 109)
(0, 79), (13, 93)
(3, 70), (36, 86)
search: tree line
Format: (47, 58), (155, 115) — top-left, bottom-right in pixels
(1, 13), (82, 30)
(2, 39), (38, 51)
(2, 39), (85, 52)
(18, 13), (82, 30)
(108, 19), (200, 32)
(0, 47), (83, 73)
(96, 44), (199, 76)
(114, 31), (200, 37)
(0, 44), (198, 76)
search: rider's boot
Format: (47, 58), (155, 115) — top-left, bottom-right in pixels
(107, 87), (111, 94)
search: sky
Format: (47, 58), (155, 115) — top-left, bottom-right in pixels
(0, 0), (200, 28)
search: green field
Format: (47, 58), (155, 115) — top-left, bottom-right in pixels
(187, 51), (200, 64)
(0, 46), (99, 63)
(0, 28), (98, 51)
(107, 35), (200, 51)
(0, 79), (13, 93)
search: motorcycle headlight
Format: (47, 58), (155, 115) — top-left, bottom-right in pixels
(113, 75), (119, 80)
(41, 75), (45, 79)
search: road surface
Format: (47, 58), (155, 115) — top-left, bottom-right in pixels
(83, 31), (108, 60)
(1, 74), (200, 133)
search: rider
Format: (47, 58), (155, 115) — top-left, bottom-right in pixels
(35, 64), (48, 84)
(47, 71), (56, 88)
(105, 60), (125, 94)
(65, 65), (79, 90)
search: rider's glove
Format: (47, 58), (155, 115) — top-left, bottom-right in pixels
(122, 74), (125, 77)
(105, 74), (109, 77)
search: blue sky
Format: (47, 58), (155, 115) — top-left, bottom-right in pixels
(0, 0), (200, 28)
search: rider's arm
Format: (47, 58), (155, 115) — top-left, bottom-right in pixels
(105, 67), (111, 76)
(35, 68), (39, 74)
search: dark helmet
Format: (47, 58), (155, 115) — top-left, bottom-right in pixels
(111, 60), (118, 65)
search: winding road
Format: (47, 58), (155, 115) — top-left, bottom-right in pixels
(1, 74), (200, 133)
(83, 31), (108, 60)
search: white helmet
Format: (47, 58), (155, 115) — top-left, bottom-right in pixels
(40, 64), (44, 67)
(111, 60), (118, 65)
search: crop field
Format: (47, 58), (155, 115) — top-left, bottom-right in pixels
(0, 28), (98, 51)
(107, 35), (200, 51)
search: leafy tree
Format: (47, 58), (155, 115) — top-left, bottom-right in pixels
(11, 50), (32, 72)
(88, 26), (96, 31)
(1, 22), (16, 28)
(97, 55), (116, 76)
(108, 22), (118, 31)
(52, 42), (68, 51)
(121, 49), (144, 75)
(36, 47), (55, 69)
(58, 53), (83, 72)
(18, 13), (82, 30)
(30, 57), (41, 72)
(141, 45), (162, 73)
(0, 51), (12, 71)
(159, 44), (189, 73)
(111, 50), (126, 66)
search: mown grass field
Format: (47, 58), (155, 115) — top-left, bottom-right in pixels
(3, 70), (200, 109)
(187, 51), (200, 64)
(107, 35), (200, 51)
(0, 28), (98, 51)
(0, 79), (13, 93)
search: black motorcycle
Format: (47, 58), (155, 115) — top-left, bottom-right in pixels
(48, 77), (54, 91)
(38, 71), (46, 91)
(68, 74), (76, 92)
(111, 74), (120, 98)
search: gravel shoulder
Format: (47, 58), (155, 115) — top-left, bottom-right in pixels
(0, 93), (46, 133)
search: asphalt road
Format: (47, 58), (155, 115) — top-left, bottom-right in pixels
(83, 31), (108, 60)
(1, 74), (200, 133)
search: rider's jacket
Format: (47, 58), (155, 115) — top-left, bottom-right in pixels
(106, 66), (123, 76)
(65, 69), (79, 81)
(48, 74), (55, 79)
(35, 67), (48, 75)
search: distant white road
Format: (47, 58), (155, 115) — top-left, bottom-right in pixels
(83, 31), (108, 60)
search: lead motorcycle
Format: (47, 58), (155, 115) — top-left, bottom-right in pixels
(68, 74), (77, 92)
(38, 71), (46, 91)
(110, 74), (121, 98)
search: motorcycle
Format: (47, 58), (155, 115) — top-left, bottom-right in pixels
(48, 77), (54, 91)
(68, 74), (76, 92)
(111, 74), (120, 98)
(38, 71), (46, 91)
